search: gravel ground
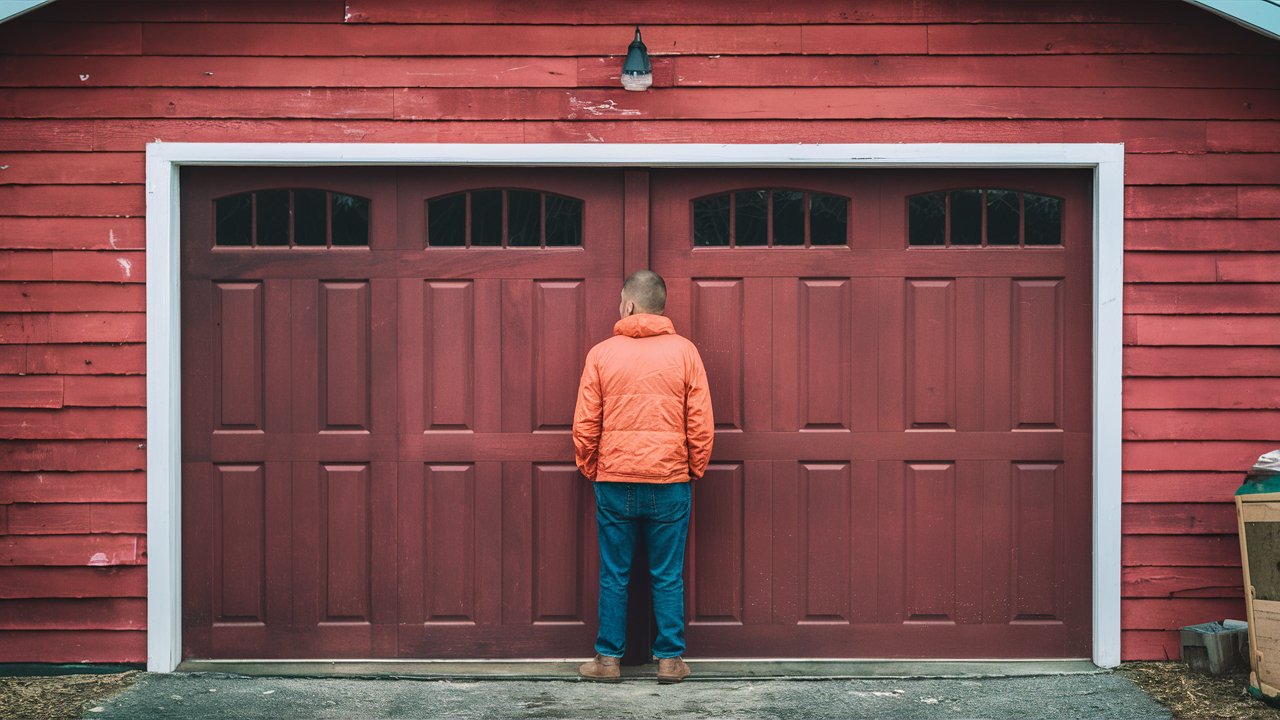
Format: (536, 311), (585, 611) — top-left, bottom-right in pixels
(1119, 662), (1280, 719)
(0, 672), (137, 720)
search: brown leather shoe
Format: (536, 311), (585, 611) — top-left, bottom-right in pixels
(656, 657), (691, 684)
(578, 654), (621, 682)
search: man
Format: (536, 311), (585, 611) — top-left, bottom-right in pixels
(572, 269), (714, 684)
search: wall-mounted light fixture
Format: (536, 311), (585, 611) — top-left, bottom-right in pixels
(621, 26), (652, 92)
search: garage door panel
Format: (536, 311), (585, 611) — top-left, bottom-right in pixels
(1011, 462), (1065, 622)
(212, 282), (265, 431)
(213, 463), (268, 623)
(531, 463), (594, 624)
(688, 462), (745, 624)
(799, 280), (853, 430)
(904, 462), (957, 622)
(1011, 279), (1065, 430)
(689, 279), (745, 431)
(798, 462), (852, 622)
(905, 280), (957, 430)
(317, 281), (372, 431)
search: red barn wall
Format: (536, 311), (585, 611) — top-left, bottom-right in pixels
(0, 0), (1278, 663)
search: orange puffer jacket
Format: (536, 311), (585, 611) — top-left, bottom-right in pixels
(573, 313), (714, 484)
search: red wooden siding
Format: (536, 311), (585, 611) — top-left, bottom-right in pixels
(1, 0), (1278, 662)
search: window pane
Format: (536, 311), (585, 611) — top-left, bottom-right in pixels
(810, 193), (848, 246)
(215, 193), (252, 247)
(331, 193), (369, 246)
(294, 189), (327, 246)
(255, 189), (290, 246)
(986, 189), (1020, 246)
(470, 190), (502, 246)
(950, 189), (981, 246)
(427, 193), (466, 247)
(772, 190), (804, 246)
(693, 194), (730, 247)
(546, 194), (583, 247)
(908, 193), (945, 246)
(507, 190), (542, 247)
(734, 190), (767, 246)
(1025, 193), (1062, 246)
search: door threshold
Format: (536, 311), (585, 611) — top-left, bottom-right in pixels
(177, 658), (1100, 680)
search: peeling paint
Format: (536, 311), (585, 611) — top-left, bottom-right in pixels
(108, 229), (119, 250)
(586, 133), (605, 143)
(88, 552), (110, 566)
(79, 73), (89, 81)
(117, 258), (132, 278)
(567, 97), (641, 118)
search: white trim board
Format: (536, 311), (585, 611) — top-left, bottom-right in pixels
(146, 142), (1125, 672)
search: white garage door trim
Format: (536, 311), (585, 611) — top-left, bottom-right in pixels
(145, 142), (1125, 672)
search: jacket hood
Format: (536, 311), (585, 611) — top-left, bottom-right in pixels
(613, 313), (675, 338)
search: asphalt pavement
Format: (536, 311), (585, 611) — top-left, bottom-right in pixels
(86, 667), (1172, 719)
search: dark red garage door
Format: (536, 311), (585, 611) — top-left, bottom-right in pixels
(181, 167), (1091, 660)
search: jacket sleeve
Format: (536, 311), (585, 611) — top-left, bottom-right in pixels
(685, 348), (715, 480)
(572, 350), (603, 481)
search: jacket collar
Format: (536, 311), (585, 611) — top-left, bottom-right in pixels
(613, 313), (675, 338)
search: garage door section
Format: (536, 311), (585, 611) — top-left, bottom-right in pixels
(181, 168), (623, 659)
(651, 169), (1093, 658)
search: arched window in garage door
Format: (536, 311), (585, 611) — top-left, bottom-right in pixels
(214, 188), (371, 248)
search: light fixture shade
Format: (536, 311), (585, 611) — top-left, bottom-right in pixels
(621, 26), (652, 91)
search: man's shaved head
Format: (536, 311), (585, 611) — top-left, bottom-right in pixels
(621, 270), (667, 315)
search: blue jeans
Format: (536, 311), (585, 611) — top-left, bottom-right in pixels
(593, 481), (692, 659)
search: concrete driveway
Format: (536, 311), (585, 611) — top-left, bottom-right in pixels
(87, 662), (1171, 719)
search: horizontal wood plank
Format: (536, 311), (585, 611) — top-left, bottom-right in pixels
(0, 472), (147, 504)
(4, 503), (146, 535)
(0, 408), (146, 440)
(1125, 220), (1280, 252)
(1123, 441), (1279, 473)
(1124, 186), (1236, 219)
(0, 186), (144, 218)
(1125, 285), (1280, 315)
(0, 218), (145, 251)
(1124, 315), (1280, 346)
(1123, 534), (1242, 567)
(1122, 502), (1238, 535)
(1124, 378), (1280, 410)
(1123, 566), (1243, 598)
(0, 376), (62, 409)
(63, 377), (146, 408)
(344, 0), (1182, 25)
(0, 118), (1212, 152)
(19, 345), (146, 375)
(1126, 563), (1244, 597)
(0, 152), (143, 185)
(0, 313), (146, 345)
(0, 23), (142, 56)
(38, 0), (345, 23)
(0, 630), (145, 663)
(0, 252), (143, 284)
(0, 597), (145, 630)
(926, 23), (1280, 56)
(0, 441), (147, 472)
(1239, 187), (1280, 218)
(0, 566), (146, 599)
(1122, 630), (1181, 661)
(0, 534), (143, 566)
(0, 284), (145, 312)
(1122, 597), (1247, 630)
(1126, 154), (1280, 185)
(1208, 121), (1280, 153)
(4, 87), (1278, 121)
(1125, 347), (1280, 377)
